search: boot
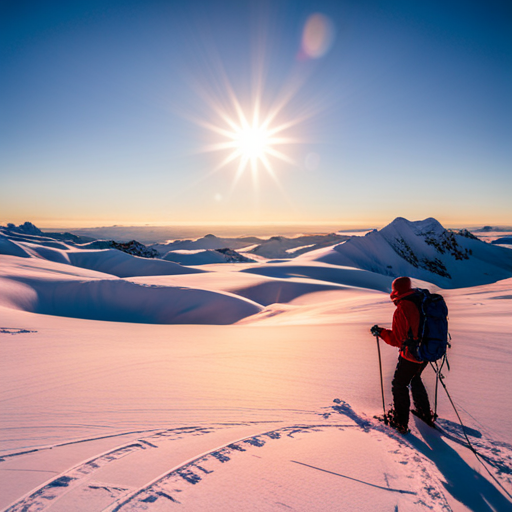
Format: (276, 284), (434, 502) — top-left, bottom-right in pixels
(411, 408), (436, 427)
(385, 409), (409, 434)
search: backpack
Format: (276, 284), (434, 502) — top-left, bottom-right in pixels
(403, 289), (449, 362)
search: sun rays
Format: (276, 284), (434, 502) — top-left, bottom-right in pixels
(196, 96), (300, 191)
(179, 12), (334, 205)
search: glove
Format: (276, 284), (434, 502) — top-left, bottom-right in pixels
(371, 325), (383, 337)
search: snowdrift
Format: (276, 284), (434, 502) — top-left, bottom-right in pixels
(0, 235), (32, 258)
(0, 273), (262, 324)
(301, 217), (512, 288)
(67, 249), (204, 278)
(130, 271), (355, 307)
(242, 262), (393, 292)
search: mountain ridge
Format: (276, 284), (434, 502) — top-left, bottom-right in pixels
(300, 217), (512, 288)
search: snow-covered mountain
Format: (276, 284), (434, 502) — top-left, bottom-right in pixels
(79, 239), (159, 258)
(0, 225), (203, 278)
(1, 223), (159, 259)
(248, 233), (349, 259)
(162, 248), (255, 265)
(3, 219), (512, 288)
(152, 233), (350, 260)
(4, 221), (94, 244)
(150, 234), (262, 255)
(300, 217), (512, 288)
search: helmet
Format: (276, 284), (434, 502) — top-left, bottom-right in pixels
(390, 276), (414, 302)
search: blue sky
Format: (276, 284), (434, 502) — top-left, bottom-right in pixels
(1, 0), (511, 228)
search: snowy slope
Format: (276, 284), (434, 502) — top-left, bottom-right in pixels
(67, 249), (204, 278)
(300, 217), (512, 288)
(162, 248), (255, 265)
(0, 233), (204, 278)
(1, 220), (512, 510)
(0, 255), (261, 324)
(1, 276), (511, 511)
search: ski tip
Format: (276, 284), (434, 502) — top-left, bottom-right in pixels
(411, 409), (436, 428)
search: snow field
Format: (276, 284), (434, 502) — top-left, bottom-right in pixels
(1, 220), (512, 511)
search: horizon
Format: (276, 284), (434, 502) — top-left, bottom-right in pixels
(4, 216), (512, 238)
(1, 1), (511, 226)
(4, 214), (512, 230)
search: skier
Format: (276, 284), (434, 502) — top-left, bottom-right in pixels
(371, 276), (434, 434)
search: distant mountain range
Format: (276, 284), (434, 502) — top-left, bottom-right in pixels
(149, 232), (349, 262)
(1, 218), (511, 288)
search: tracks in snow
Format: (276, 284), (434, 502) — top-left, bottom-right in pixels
(2, 402), (512, 512)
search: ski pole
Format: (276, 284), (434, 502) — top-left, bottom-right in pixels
(375, 334), (386, 417)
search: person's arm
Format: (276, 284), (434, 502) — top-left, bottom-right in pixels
(379, 307), (407, 348)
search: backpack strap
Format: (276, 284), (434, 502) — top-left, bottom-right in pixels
(401, 290), (427, 360)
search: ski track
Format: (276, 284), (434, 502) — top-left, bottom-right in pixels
(3, 402), (512, 512)
(4, 442), (146, 512)
(2, 427), (215, 512)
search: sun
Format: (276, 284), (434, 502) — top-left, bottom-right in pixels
(195, 94), (299, 188)
(233, 124), (270, 160)
(221, 111), (294, 182)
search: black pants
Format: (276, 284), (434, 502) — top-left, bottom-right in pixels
(392, 356), (430, 427)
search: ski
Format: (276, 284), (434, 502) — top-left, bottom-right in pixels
(411, 409), (437, 428)
(411, 412), (478, 452)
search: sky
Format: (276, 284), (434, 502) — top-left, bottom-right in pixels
(1, 0), (511, 229)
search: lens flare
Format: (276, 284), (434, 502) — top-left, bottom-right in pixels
(301, 13), (335, 59)
(184, 17), (331, 196)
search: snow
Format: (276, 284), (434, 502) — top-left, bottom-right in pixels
(0, 233), (205, 278)
(150, 232), (349, 261)
(150, 234), (260, 255)
(162, 248), (254, 265)
(1, 219), (512, 511)
(0, 256), (261, 325)
(248, 233), (349, 259)
(301, 217), (512, 288)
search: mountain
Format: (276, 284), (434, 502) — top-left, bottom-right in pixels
(0, 225), (203, 278)
(151, 233), (351, 260)
(150, 234), (263, 255)
(2, 223), (158, 260)
(78, 239), (159, 258)
(299, 217), (512, 288)
(4, 222), (94, 244)
(491, 237), (512, 246)
(162, 248), (255, 265)
(248, 233), (349, 259)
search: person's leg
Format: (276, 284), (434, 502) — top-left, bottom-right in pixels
(411, 362), (432, 418)
(391, 357), (424, 428)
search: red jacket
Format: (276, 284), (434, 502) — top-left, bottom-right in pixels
(380, 293), (421, 363)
